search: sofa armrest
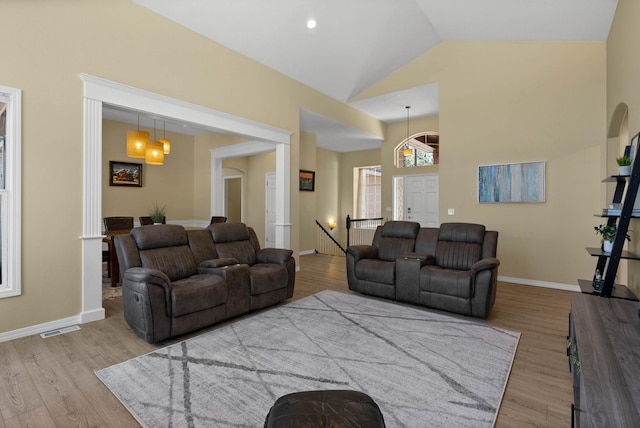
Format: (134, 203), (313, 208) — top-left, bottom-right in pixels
(396, 257), (425, 303)
(470, 258), (500, 275)
(123, 267), (173, 316)
(199, 258), (239, 268)
(198, 264), (251, 318)
(347, 245), (378, 262)
(256, 248), (293, 265)
(403, 252), (436, 265)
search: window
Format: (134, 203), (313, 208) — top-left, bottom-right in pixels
(356, 167), (381, 218)
(395, 133), (439, 168)
(0, 86), (22, 298)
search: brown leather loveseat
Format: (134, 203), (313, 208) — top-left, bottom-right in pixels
(347, 221), (499, 319)
(115, 223), (295, 343)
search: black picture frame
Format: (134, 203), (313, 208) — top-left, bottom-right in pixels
(299, 170), (315, 191)
(109, 161), (142, 187)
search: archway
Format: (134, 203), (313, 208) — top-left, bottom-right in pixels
(81, 75), (291, 323)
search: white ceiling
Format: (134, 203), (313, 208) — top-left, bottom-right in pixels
(118, 0), (617, 152)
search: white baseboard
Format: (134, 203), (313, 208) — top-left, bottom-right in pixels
(498, 276), (580, 292)
(299, 249), (317, 256)
(0, 314), (83, 344)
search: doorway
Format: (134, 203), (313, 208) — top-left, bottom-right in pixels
(394, 174), (439, 226)
(224, 175), (243, 223)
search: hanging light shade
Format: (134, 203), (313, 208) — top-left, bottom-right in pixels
(127, 116), (149, 158)
(160, 120), (171, 154)
(159, 138), (171, 154)
(403, 105), (412, 156)
(126, 130), (149, 158)
(145, 140), (164, 165)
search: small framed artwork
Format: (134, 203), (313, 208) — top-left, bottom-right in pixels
(478, 161), (545, 203)
(109, 161), (142, 187)
(299, 170), (315, 191)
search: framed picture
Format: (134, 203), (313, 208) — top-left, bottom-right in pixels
(299, 170), (315, 191)
(109, 161), (142, 187)
(478, 161), (545, 203)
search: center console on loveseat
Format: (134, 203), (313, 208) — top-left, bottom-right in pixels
(114, 223), (295, 343)
(346, 221), (499, 319)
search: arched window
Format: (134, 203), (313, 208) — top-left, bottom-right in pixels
(395, 133), (439, 168)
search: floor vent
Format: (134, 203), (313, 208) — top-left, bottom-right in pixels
(40, 325), (81, 338)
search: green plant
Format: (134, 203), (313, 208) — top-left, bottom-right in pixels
(616, 156), (632, 166)
(149, 203), (166, 223)
(594, 223), (631, 242)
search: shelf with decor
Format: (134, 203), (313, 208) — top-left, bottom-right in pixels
(580, 134), (640, 301)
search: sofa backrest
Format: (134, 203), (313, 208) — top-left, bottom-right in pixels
(375, 221), (420, 262)
(482, 230), (499, 259)
(130, 224), (198, 281)
(414, 227), (439, 255)
(187, 228), (217, 265)
(208, 223), (257, 265)
(435, 223), (485, 270)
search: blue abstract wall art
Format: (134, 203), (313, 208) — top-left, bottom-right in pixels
(478, 161), (545, 203)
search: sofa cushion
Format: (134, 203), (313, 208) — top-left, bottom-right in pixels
(132, 224), (189, 249)
(420, 266), (472, 299)
(139, 246), (198, 282)
(355, 259), (395, 285)
(215, 241), (257, 266)
(170, 274), (228, 317)
(249, 264), (288, 295)
(435, 223), (485, 270)
(376, 221), (419, 261)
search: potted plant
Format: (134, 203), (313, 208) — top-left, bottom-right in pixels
(149, 203), (166, 224)
(616, 156), (632, 176)
(594, 223), (630, 253)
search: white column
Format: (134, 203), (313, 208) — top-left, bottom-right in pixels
(275, 142), (291, 249)
(81, 97), (105, 323)
(211, 157), (224, 216)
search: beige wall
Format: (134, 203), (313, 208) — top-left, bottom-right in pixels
(0, 0), (381, 334)
(299, 132), (318, 251)
(372, 42), (606, 285)
(314, 148), (341, 248)
(102, 120), (195, 222)
(607, 0), (640, 297)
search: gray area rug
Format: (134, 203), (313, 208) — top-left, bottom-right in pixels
(96, 290), (519, 427)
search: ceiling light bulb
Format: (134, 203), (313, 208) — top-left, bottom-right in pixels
(307, 19), (317, 29)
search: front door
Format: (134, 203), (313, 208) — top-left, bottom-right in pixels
(405, 174), (439, 227)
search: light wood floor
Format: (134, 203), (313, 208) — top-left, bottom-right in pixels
(0, 254), (573, 427)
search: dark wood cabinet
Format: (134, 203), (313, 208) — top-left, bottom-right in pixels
(569, 294), (640, 427)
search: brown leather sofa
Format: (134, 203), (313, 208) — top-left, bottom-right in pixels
(347, 221), (499, 319)
(114, 223), (295, 343)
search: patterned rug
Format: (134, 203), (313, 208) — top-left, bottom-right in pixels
(96, 290), (519, 427)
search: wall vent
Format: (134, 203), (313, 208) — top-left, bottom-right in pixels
(40, 325), (81, 338)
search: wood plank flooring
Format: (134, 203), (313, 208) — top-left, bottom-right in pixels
(0, 254), (574, 427)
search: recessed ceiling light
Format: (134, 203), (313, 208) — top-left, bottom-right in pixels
(307, 19), (317, 30)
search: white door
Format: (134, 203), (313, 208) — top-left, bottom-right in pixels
(265, 172), (277, 248)
(405, 175), (439, 227)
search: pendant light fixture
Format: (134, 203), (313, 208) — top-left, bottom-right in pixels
(403, 106), (413, 156)
(126, 115), (149, 158)
(145, 119), (165, 165)
(159, 120), (171, 154)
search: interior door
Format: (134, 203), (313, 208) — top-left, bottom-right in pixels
(405, 175), (439, 227)
(265, 172), (277, 248)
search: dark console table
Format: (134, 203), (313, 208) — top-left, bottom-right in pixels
(569, 294), (640, 427)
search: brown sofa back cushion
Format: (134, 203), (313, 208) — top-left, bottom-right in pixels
(376, 221), (419, 262)
(130, 225), (198, 281)
(435, 223), (485, 270)
(209, 223), (257, 265)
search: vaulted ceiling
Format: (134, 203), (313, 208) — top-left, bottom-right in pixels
(113, 0), (617, 152)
